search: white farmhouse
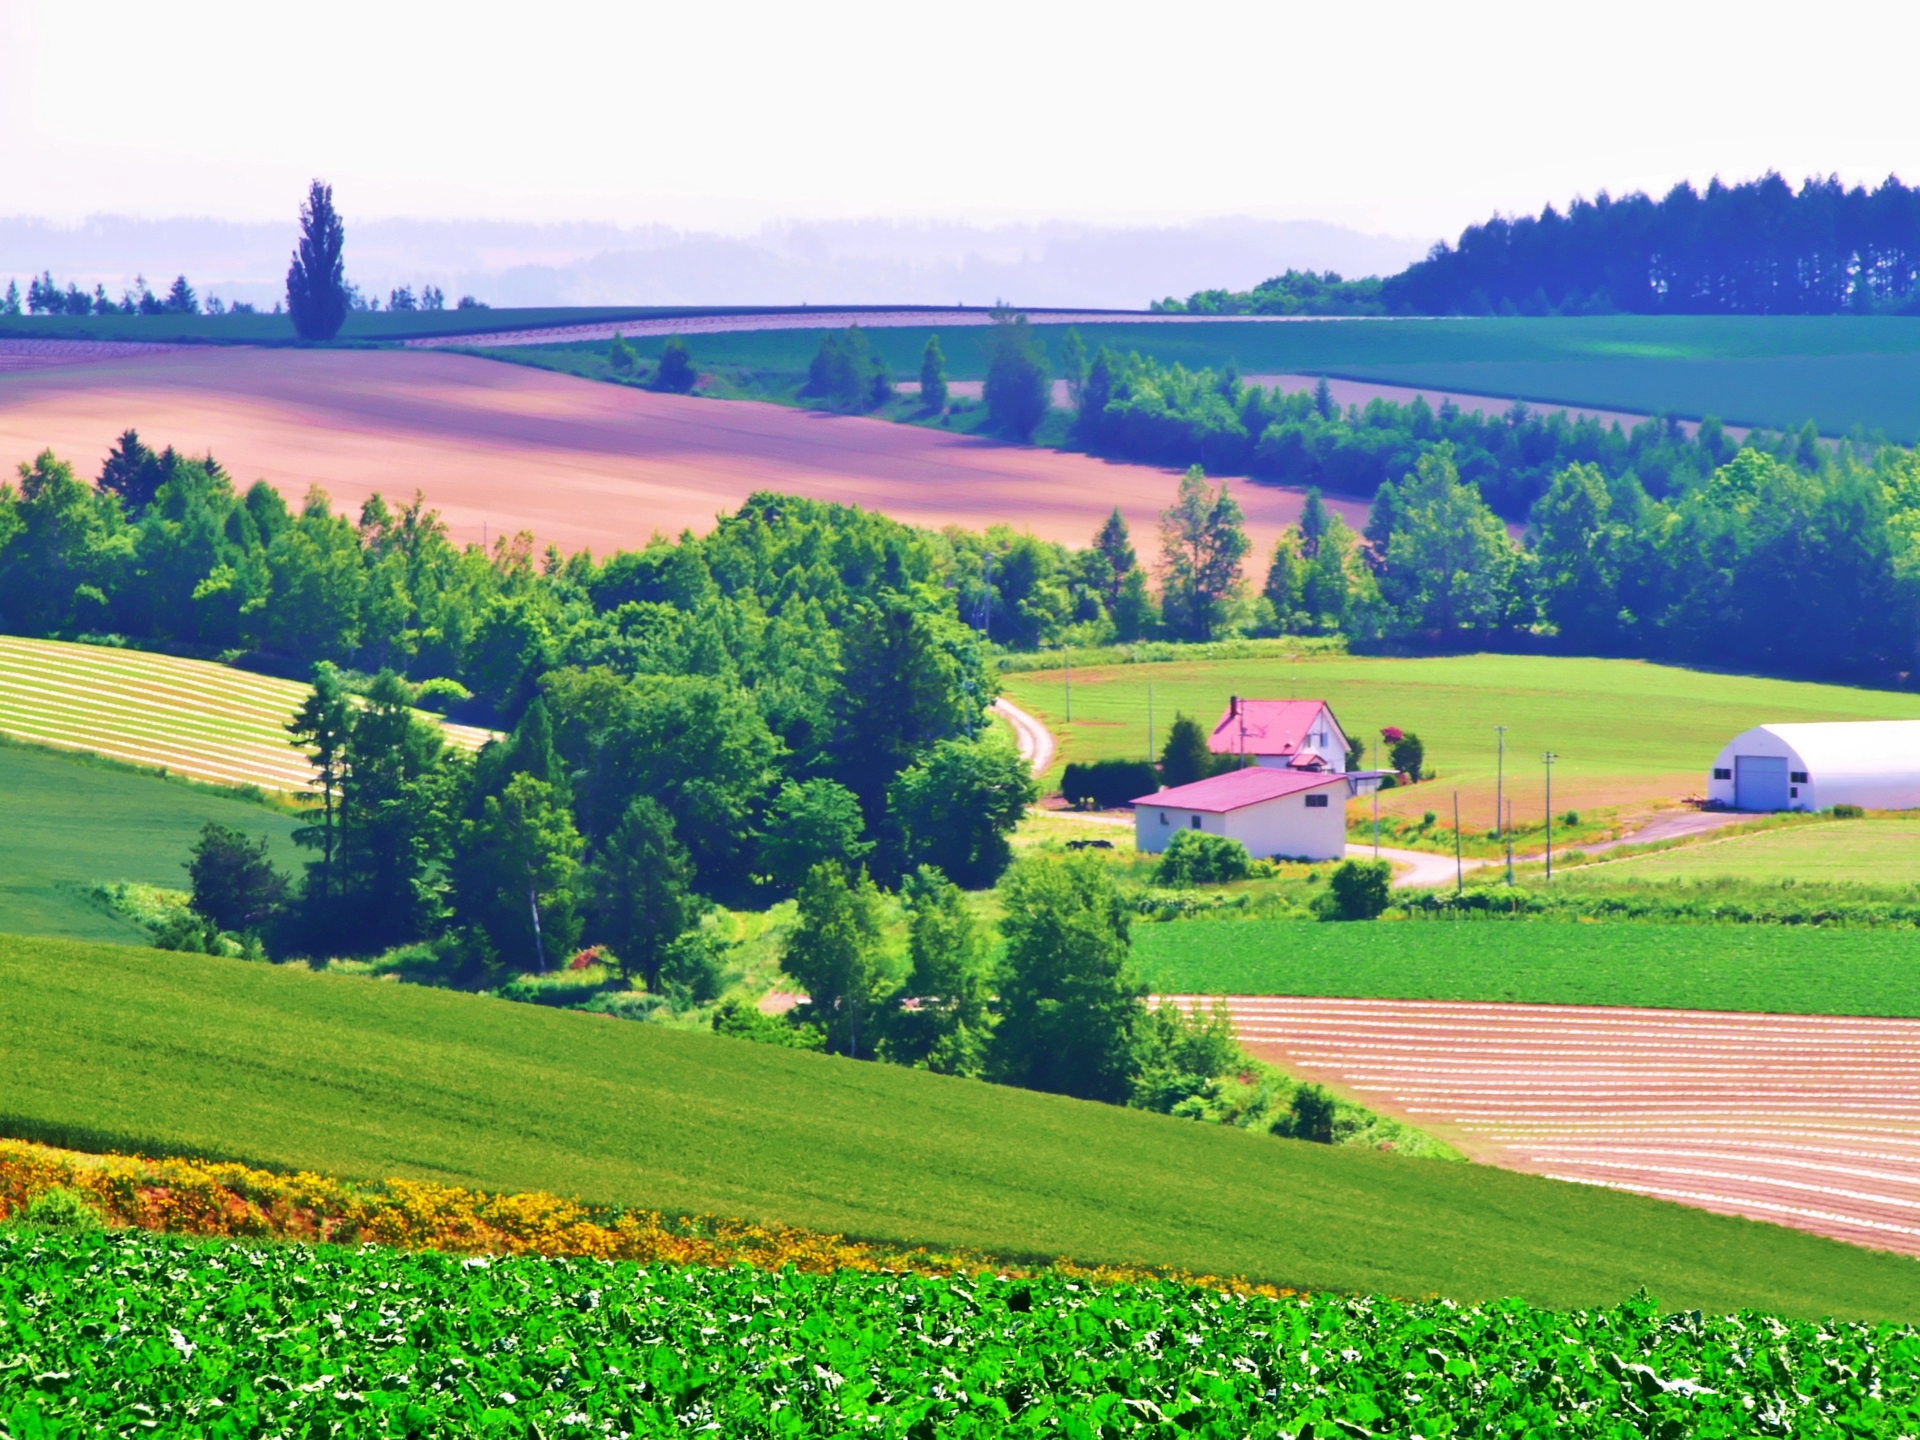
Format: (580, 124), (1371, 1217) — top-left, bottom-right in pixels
(1207, 697), (1351, 771)
(1708, 720), (1920, 812)
(1132, 698), (1388, 861)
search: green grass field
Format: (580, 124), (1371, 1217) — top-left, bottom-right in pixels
(1001, 652), (1920, 824)
(0, 635), (490, 792)
(3, 936), (1914, 1315)
(478, 314), (1920, 440)
(1133, 916), (1920, 1016)
(0, 741), (299, 942)
(1577, 815), (1920, 883)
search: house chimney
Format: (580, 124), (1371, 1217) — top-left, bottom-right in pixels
(1230, 695), (1240, 717)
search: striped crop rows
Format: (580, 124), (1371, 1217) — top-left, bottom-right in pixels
(0, 635), (491, 792)
(1204, 993), (1920, 1256)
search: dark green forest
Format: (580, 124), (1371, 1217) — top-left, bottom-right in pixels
(1158, 172), (1920, 317)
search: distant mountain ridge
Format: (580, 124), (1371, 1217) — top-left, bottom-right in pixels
(0, 216), (1429, 313)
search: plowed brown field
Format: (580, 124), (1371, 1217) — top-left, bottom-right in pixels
(0, 347), (1353, 553)
(1200, 994), (1920, 1257)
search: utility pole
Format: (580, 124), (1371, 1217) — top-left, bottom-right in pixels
(1372, 739), (1381, 859)
(1505, 800), (1514, 885)
(1544, 751), (1558, 880)
(1494, 724), (1507, 846)
(1453, 790), (1463, 895)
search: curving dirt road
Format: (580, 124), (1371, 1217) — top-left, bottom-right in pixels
(992, 697), (1056, 777)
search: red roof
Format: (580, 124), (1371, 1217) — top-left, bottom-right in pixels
(1208, 699), (1342, 757)
(1131, 766), (1348, 814)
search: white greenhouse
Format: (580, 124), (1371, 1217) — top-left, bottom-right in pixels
(1707, 720), (1920, 812)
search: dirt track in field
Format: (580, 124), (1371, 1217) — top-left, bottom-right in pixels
(1198, 994), (1920, 1256)
(0, 347), (1359, 553)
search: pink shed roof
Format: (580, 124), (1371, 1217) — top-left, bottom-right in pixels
(1208, 699), (1342, 757)
(1132, 766), (1347, 814)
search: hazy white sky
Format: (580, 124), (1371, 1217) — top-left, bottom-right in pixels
(6, 0), (1919, 242)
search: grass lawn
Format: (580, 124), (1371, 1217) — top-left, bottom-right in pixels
(1133, 915), (1920, 1017)
(1573, 814), (1920, 884)
(1001, 652), (1920, 827)
(3, 936), (1917, 1316)
(0, 742), (299, 942)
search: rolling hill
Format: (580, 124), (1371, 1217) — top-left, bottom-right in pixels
(3, 934), (1917, 1318)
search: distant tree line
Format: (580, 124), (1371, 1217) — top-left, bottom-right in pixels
(1073, 347), (1767, 519)
(1160, 172), (1920, 316)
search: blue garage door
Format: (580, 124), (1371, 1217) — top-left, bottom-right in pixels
(1735, 754), (1790, 811)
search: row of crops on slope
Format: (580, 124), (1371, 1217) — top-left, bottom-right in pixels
(2, 1229), (1910, 1437)
(0, 636), (492, 793)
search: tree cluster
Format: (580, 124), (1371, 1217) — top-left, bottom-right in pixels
(1386, 172), (1920, 316)
(773, 850), (1249, 1114)
(100, 471), (1044, 968)
(1151, 269), (1386, 316)
(1076, 349), (1751, 519)
(21, 272), (200, 317)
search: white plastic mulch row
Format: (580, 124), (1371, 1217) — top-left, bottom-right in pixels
(1190, 993), (1920, 1256)
(0, 636), (492, 792)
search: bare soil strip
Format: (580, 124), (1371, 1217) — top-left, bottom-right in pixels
(1193, 993), (1920, 1256)
(0, 347), (1344, 554)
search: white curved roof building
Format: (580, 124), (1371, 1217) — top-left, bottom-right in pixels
(1708, 721), (1920, 812)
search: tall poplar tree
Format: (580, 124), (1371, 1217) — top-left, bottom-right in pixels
(286, 181), (348, 342)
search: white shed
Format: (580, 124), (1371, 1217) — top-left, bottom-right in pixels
(1708, 720), (1920, 812)
(1131, 767), (1385, 862)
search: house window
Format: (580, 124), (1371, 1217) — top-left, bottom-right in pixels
(1158, 810), (1169, 826)
(1190, 815), (1202, 829)
(1790, 787), (1799, 798)
(1790, 771), (1808, 784)
(1712, 768), (1731, 780)
(1305, 794), (1330, 808)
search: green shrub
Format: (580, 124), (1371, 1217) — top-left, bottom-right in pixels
(1060, 759), (1157, 811)
(653, 335), (697, 393)
(1279, 1083), (1337, 1143)
(711, 998), (825, 1050)
(1832, 804), (1865, 818)
(1154, 830), (1252, 886)
(21, 1186), (104, 1230)
(1316, 859), (1392, 920)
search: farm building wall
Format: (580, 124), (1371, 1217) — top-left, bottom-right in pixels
(1133, 785), (1347, 861)
(1708, 721), (1920, 812)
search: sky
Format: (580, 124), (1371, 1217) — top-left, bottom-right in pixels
(5, 0), (1920, 244)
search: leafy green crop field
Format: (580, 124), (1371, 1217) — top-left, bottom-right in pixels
(1578, 815), (1920, 884)
(2, 937), (1912, 1314)
(1133, 916), (1920, 1017)
(5, 1231), (1914, 1436)
(1000, 652), (1920, 822)
(0, 741), (298, 943)
(0, 636), (489, 793)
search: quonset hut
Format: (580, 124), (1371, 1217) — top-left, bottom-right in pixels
(1708, 721), (1920, 812)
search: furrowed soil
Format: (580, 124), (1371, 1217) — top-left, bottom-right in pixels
(4, 935), (1916, 1315)
(1203, 993), (1920, 1259)
(0, 347), (1347, 555)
